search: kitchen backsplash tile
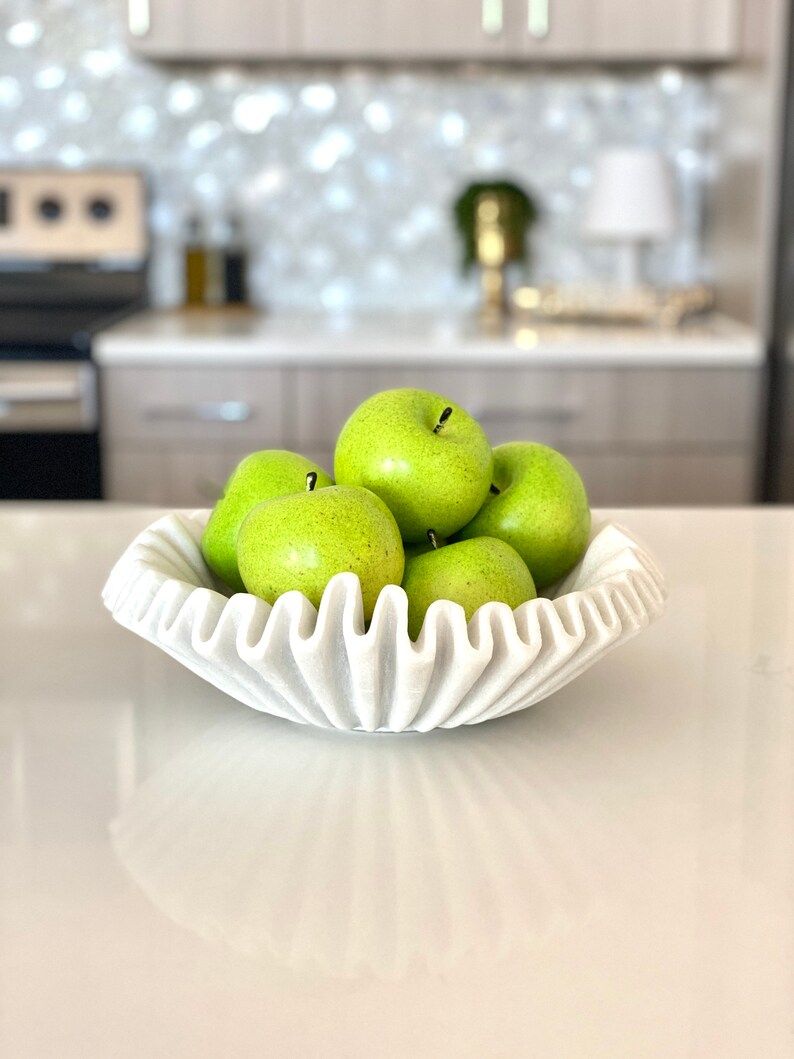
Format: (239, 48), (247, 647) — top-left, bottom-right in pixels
(1, 0), (714, 310)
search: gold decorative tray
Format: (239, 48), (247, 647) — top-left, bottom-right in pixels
(512, 284), (713, 328)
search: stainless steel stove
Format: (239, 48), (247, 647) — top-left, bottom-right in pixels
(0, 168), (148, 499)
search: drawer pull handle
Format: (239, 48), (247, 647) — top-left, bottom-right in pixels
(528, 0), (550, 38)
(482, 0), (503, 35)
(529, 0), (554, 38)
(472, 403), (580, 423)
(0, 381), (81, 403)
(143, 401), (252, 423)
(128, 0), (151, 36)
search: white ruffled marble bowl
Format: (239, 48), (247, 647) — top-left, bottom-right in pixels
(102, 510), (666, 733)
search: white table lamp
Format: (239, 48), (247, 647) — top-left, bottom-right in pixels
(583, 148), (677, 289)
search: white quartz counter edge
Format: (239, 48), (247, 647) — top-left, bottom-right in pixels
(93, 311), (764, 368)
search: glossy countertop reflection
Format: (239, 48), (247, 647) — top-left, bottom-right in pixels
(1, 505), (793, 1057)
(94, 308), (762, 366)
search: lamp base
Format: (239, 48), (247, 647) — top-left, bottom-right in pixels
(614, 241), (642, 289)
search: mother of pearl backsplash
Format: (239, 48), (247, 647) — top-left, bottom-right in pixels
(0, 0), (714, 310)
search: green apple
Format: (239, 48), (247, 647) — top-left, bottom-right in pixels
(237, 478), (404, 621)
(202, 450), (333, 592)
(401, 532), (536, 640)
(334, 388), (493, 543)
(454, 442), (590, 589)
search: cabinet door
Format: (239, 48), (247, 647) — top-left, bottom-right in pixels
(126, 0), (188, 57)
(128, 0), (297, 58)
(299, 0), (512, 58)
(615, 368), (759, 447)
(186, 0), (297, 57)
(568, 452), (755, 506)
(590, 0), (739, 58)
(513, 0), (739, 58)
(104, 446), (252, 506)
(104, 447), (166, 506)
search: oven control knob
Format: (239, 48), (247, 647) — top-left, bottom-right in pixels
(87, 197), (114, 222)
(38, 197), (63, 221)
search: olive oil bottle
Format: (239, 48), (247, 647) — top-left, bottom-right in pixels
(184, 214), (208, 306)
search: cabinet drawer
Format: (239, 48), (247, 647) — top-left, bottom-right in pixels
(292, 367), (617, 450)
(104, 445), (253, 506)
(293, 366), (759, 452)
(615, 369), (760, 447)
(102, 367), (286, 444)
(569, 450), (756, 505)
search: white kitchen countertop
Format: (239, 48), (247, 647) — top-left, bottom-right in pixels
(94, 308), (764, 367)
(1, 504), (793, 1057)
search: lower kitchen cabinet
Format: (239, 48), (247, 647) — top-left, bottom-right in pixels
(278, 450), (756, 507)
(103, 446), (252, 508)
(567, 451), (755, 506)
(101, 364), (760, 507)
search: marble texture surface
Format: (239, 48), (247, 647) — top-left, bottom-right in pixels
(1, 504), (793, 1056)
(94, 308), (763, 365)
(102, 511), (665, 731)
(0, 0), (713, 309)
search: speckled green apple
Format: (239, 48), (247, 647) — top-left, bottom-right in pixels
(237, 484), (404, 620)
(401, 536), (536, 640)
(201, 450), (333, 592)
(334, 388), (493, 543)
(454, 442), (590, 589)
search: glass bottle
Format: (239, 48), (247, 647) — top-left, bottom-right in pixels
(223, 212), (248, 306)
(183, 214), (207, 307)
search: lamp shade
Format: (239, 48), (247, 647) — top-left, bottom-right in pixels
(583, 148), (677, 242)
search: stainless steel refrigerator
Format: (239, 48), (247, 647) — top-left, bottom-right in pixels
(766, 10), (794, 501)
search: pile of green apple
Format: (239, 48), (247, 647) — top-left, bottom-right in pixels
(201, 388), (590, 639)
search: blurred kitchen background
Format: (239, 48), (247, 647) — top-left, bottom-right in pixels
(1, 0), (792, 506)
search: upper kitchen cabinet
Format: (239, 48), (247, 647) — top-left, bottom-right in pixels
(469, 0), (742, 61)
(586, 0), (740, 60)
(127, 0), (742, 60)
(508, 0), (740, 59)
(298, 0), (513, 60)
(126, 0), (299, 59)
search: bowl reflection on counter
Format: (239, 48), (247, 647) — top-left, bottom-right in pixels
(111, 708), (628, 979)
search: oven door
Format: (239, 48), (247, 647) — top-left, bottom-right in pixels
(0, 362), (101, 499)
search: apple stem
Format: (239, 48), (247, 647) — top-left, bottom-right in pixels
(432, 407), (453, 434)
(426, 529), (440, 550)
(490, 483), (501, 495)
(306, 471), (318, 492)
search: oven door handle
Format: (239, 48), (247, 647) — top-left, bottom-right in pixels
(0, 380), (83, 403)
